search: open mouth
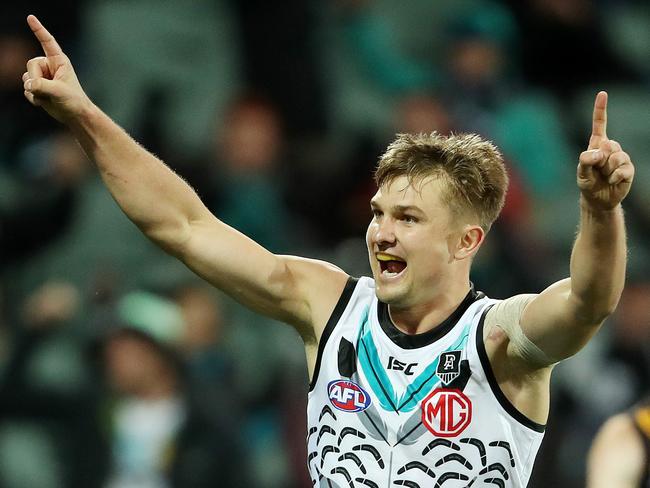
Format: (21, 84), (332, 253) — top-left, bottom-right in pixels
(376, 253), (407, 277)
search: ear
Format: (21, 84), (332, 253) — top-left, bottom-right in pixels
(454, 224), (485, 260)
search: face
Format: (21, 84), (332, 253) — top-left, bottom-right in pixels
(104, 334), (166, 395)
(366, 175), (467, 309)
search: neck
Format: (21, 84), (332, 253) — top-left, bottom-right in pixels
(388, 281), (471, 335)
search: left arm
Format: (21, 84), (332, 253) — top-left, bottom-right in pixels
(518, 91), (634, 363)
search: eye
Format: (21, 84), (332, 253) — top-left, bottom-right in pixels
(371, 208), (383, 218)
(402, 215), (418, 224)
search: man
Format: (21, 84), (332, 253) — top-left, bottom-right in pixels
(22, 14), (634, 487)
(588, 400), (650, 488)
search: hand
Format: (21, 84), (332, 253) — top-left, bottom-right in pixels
(23, 15), (92, 124)
(577, 91), (635, 210)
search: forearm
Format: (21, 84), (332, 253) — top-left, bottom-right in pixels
(67, 102), (207, 251)
(569, 196), (626, 321)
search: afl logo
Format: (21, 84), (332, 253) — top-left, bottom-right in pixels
(328, 380), (372, 412)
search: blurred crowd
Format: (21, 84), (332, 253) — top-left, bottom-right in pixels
(0, 0), (649, 487)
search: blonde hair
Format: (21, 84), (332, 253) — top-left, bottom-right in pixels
(374, 132), (508, 231)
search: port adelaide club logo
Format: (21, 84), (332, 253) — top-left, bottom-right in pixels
(328, 380), (372, 412)
(421, 351), (472, 437)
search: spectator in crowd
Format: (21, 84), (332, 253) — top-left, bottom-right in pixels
(587, 398), (650, 488)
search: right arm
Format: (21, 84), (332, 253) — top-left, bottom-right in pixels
(23, 15), (348, 342)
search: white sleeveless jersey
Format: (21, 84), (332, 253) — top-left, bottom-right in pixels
(307, 277), (545, 488)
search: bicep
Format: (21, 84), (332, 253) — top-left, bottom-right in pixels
(177, 213), (349, 340)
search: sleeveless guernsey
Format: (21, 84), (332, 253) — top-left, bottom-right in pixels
(307, 277), (545, 488)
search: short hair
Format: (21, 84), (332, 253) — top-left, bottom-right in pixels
(374, 132), (508, 231)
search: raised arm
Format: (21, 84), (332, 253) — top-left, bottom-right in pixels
(515, 91), (634, 363)
(22, 15), (348, 342)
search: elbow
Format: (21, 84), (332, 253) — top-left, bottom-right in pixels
(141, 217), (192, 256)
(571, 293), (620, 327)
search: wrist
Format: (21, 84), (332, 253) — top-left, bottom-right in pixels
(579, 194), (622, 214)
(66, 98), (100, 135)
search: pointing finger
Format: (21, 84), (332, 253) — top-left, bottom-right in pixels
(27, 15), (64, 58)
(588, 91), (608, 150)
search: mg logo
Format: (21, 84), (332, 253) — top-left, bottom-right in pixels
(421, 388), (472, 437)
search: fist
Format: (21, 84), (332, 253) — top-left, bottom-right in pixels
(577, 91), (634, 210)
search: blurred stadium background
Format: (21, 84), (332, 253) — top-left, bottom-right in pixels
(0, 0), (649, 486)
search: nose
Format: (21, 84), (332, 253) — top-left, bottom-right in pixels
(374, 217), (396, 247)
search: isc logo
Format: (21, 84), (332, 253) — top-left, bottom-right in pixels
(328, 380), (372, 412)
(421, 388), (472, 437)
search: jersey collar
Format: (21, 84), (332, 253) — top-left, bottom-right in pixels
(377, 283), (483, 349)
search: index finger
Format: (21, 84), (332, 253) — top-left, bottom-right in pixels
(27, 15), (64, 58)
(589, 90), (608, 150)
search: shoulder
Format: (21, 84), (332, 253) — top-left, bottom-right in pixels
(597, 413), (643, 447)
(485, 294), (537, 330)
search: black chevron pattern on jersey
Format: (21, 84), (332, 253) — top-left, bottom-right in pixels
(489, 441), (515, 467)
(319, 405), (337, 422)
(352, 444), (385, 469)
(355, 478), (379, 488)
(318, 425), (337, 445)
(330, 467), (354, 487)
(320, 446), (341, 468)
(434, 453), (473, 470)
(484, 478), (506, 488)
(434, 472), (469, 487)
(479, 463), (509, 480)
(422, 439), (461, 455)
(338, 453), (367, 474)
(397, 461), (436, 478)
(338, 427), (366, 446)
(460, 438), (486, 467)
(394, 480), (420, 487)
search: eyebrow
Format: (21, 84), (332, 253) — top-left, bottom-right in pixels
(370, 201), (425, 215)
(392, 205), (424, 214)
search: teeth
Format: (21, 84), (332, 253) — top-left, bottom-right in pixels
(376, 253), (405, 262)
(381, 270), (400, 277)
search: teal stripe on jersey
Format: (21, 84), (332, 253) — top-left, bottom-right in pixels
(397, 325), (472, 411)
(357, 311), (399, 412)
(357, 314), (473, 413)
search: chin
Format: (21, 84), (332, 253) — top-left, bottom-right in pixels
(374, 281), (408, 305)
